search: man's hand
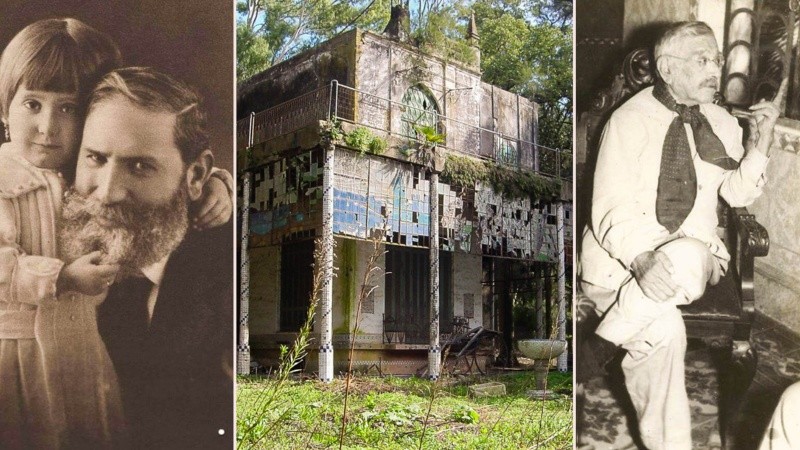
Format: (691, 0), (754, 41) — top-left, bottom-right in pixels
(57, 250), (120, 296)
(746, 77), (787, 157)
(631, 251), (679, 302)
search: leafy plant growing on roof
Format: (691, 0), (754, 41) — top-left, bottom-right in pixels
(400, 123), (445, 167)
(440, 154), (560, 202)
(343, 126), (387, 156)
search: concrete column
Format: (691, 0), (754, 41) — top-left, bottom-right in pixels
(556, 201), (568, 371)
(237, 171), (252, 375)
(319, 144), (335, 382)
(428, 170), (441, 380)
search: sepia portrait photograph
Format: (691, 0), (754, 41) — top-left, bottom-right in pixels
(0, 1), (234, 449)
(576, 0), (800, 449)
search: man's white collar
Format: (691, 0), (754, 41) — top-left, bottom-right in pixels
(140, 253), (170, 287)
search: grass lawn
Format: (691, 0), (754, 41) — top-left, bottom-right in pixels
(237, 371), (573, 449)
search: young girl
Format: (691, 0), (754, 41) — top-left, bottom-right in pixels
(0, 18), (231, 449)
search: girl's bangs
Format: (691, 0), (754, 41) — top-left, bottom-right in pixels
(20, 39), (84, 95)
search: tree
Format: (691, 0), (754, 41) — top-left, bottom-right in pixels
(473, 0), (572, 151)
(236, 0), (391, 82)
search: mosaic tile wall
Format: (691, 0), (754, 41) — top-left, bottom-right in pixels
(536, 203), (560, 262)
(475, 182), (550, 260)
(334, 149), (431, 246)
(248, 149), (323, 246)
(332, 149), (556, 261)
(246, 146), (558, 261)
(440, 183), (475, 253)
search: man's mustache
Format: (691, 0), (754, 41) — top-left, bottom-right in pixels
(63, 193), (139, 228)
(60, 187), (190, 270)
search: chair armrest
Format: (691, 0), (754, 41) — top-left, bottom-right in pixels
(727, 206), (769, 314)
(729, 207), (769, 258)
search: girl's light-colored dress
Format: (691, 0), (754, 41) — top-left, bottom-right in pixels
(0, 144), (125, 449)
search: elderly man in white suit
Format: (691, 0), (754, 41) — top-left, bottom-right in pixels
(578, 21), (783, 450)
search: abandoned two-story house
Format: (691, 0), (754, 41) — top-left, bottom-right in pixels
(236, 9), (572, 380)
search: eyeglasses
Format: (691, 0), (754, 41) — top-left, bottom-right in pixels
(662, 53), (725, 69)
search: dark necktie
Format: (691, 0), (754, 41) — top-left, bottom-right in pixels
(98, 275), (153, 372)
(651, 82), (739, 233)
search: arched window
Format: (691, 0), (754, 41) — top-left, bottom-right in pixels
(400, 85), (440, 138)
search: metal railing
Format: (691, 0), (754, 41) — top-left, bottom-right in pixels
(237, 85), (331, 151)
(238, 81), (571, 180)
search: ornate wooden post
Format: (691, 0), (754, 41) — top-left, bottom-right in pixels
(723, 0), (755, 105)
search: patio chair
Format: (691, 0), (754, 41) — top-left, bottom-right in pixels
(441, 326), (502, 375)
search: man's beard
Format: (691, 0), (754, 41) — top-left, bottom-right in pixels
(59, 186), (190, 276)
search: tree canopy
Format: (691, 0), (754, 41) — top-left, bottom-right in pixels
(236, 0), (572, 152)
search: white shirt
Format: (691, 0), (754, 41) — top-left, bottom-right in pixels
(141, 254), (170, 323)
(580, 86), (769, 291)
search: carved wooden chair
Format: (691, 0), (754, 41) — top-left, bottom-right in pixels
(576, 48), (769, 448)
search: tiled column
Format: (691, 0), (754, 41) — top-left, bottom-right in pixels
(319, 143), (335, 382)
(556, 201), (568, 371)
(237, 170), (251, 375)
(428, 170), (441, 380)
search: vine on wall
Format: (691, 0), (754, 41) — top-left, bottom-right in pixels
(440, 154), (560, 201)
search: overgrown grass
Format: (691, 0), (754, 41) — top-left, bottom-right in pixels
(237, 371), (572, 449)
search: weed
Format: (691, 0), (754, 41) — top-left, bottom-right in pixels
(368, 136), (387, 155)
(237, 372), (573, 449)
(451, 405), (479, 424)
(321, 119), (344, 143)
(341, 126), (388, 156)
(236, 234), (335, 449)
(344, 126), (374, 152)
(338, 227), (386, 448)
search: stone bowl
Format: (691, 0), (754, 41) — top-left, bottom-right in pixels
(517, 339), (568, 360)
(518, 339), (569, 396)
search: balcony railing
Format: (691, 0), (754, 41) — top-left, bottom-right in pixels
(238, 81), (571, 180)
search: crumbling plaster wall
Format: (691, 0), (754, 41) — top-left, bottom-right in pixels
(249, 245), (280, 338)
(330, 237), (387, 338)
(237, 30), (358, 120)
(453, 252), (483, 328)
(354, 32), (536, 163)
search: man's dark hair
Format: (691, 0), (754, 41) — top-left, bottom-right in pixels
(88, 67), (209, 163)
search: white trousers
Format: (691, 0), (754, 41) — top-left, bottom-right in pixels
(759, 382), (800, 450)
(583, 237), (717, 450)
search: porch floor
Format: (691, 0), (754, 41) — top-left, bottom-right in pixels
(580, 312), (800, 449)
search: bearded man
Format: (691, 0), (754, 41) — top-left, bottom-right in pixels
(578, 22), (782, 449)
(60, 67), (232, 449)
